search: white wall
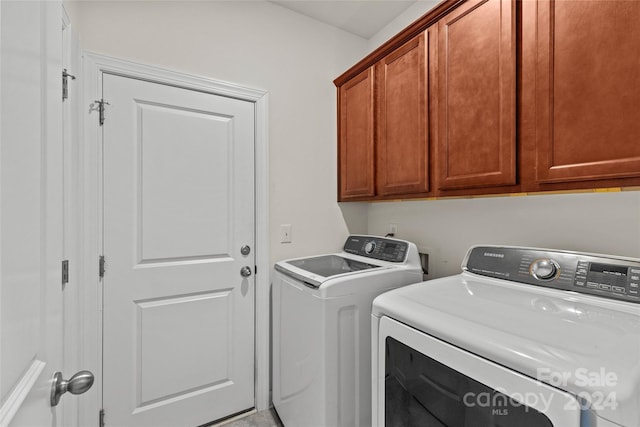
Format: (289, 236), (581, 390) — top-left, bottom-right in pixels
(367, 0), (440, 51)
(334, 0), (442, 243)
(65, 0), (369, 264)
(368, 192), (640, 278)
(66, 0), (640, 287)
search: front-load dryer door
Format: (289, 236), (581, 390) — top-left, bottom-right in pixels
(374, 316), (582, 427)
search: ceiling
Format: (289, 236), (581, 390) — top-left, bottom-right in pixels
(270, 0), (418, 39)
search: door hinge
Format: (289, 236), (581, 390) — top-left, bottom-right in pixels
(99, 408), (105, 427)
(99, 256), (106, 278)
(62, 69), (76, 101)
(62, 260), (69, 285)
(94, 99), (110, 126)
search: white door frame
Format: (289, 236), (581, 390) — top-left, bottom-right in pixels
(62, 5), (80, 427)
(78, 52), (270, 426)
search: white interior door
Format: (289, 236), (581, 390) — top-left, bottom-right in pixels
(0, 1), (66, 426)
(102, 73), (256, 427)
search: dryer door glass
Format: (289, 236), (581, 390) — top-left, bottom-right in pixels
(385, 337), (554, 427)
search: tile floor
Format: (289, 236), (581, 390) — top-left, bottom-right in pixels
(218, 408), (283, 427)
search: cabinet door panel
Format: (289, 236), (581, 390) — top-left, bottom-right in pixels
(338, 68), (375, 200)
(437, 0), (516, 190)
(535, 0), (640, 183)
(376, 32), (429, 196)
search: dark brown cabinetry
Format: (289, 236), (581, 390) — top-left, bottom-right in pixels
(527, 0), (640, 185)
(337, 33), (432, 201)
(376, 32), (431, 196)
(338, 67), (375, 200)
(436, 0), (516, 191)
(335, 0), (640, 201)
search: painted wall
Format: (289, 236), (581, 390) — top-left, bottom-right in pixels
(65, 0), (640, 285)
(335, 1), (442, 244)
(368, 192), (640, 279)
(367, 0), (440, 51)
(65, 0), (369, 265)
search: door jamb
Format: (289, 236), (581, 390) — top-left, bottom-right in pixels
(61, 5), (80, 427)
(79, 52), (270, 426)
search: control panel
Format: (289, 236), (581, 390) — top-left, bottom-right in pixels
(343, 235), (408, 263)
(463, 246), (640, 303)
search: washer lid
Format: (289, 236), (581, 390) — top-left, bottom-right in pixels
(373, 273), (640, 427)
(276, 255), (382, 287)
(287, 255), (380, 277)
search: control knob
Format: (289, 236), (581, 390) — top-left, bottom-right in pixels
(364, 242), (376, 254)
(531, 258), (560, 280)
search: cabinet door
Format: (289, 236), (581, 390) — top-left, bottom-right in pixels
(376, 32), (430, 196)
(437, 0), (516, 190)
(534, 0), (640, 183)
(338, 67), (375, 200)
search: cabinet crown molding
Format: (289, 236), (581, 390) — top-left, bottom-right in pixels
(333, 0), (464, 87)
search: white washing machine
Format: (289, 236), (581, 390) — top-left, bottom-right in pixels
(273, 235), (423, 427)
(372, 245), (640, 427)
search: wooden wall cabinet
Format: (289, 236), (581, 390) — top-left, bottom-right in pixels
(335, 0), (640, 202)
(338, 67), (375, 200)
(376, 31), (431, 196)
(337, 32), (432, 201)
(436, 0), (516, 191)
(529, 0), (640, 185)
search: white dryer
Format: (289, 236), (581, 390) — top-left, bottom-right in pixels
(372, 245), (640, 427)
(273, 235), (423, 427)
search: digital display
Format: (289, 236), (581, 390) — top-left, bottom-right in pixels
(589, 263), (628, 276)
(384, 243), (398, 254)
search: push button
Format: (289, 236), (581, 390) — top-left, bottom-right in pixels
(599, 284), (612, 291)
(612, 286), (626, 293)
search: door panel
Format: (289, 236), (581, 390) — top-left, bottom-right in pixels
(437, 0), (516, 190)
(102, 74), (255, 427)
(137, 102), (233, 262)
(338, 67), (375, 200)
(136, 291), (233, 404)
(0, 1), (64, 425)
(376, 32), (429, 196)
(535, 0), (640, 183)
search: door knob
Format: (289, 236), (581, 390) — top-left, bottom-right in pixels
(50, 370), (94, 406)
(240, 266), (252, 278)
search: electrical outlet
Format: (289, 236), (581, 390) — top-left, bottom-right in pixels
(280, 224), (292, 243)
(389, 223), (398, 236)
